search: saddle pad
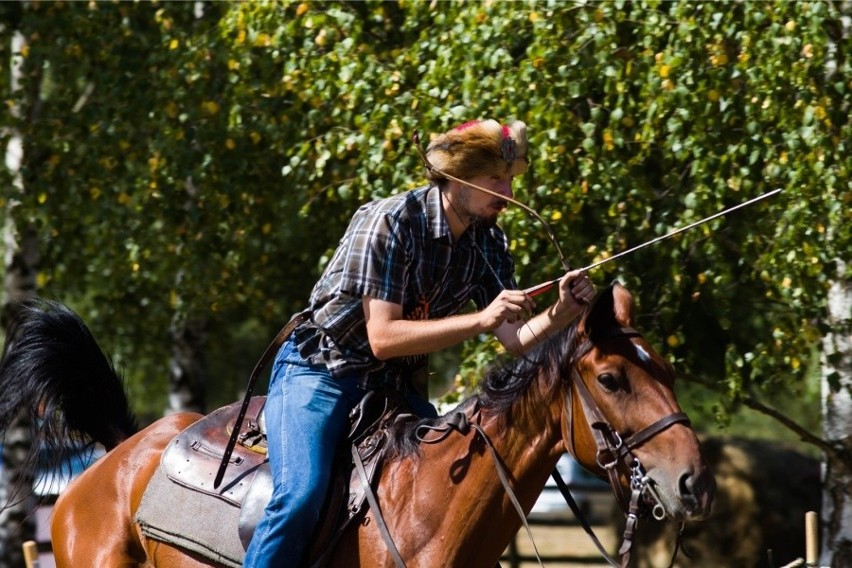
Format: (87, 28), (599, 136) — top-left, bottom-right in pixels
(136, 463), (245, 567)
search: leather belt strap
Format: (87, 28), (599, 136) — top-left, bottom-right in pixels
(214, 310), (310, 489)
(472, 423), (547, 567)
(620, 412), (690, 456)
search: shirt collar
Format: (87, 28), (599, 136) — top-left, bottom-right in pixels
(427, 185), (451, 242)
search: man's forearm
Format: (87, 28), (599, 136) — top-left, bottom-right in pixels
(498, 301), (583, 355)
(367, 312), (488, 360)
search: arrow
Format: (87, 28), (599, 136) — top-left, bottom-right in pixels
(524, 188), (783, 298)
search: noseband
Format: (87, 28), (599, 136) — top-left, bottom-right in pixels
(566, 326), (691, 568)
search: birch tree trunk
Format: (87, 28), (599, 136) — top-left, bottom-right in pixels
(0, 29), (39, 568)
(168, 308), (209, 414)
(819, 4), (851, 563)
(820, 258), (852, 566)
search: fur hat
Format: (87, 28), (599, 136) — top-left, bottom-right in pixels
(425, 119), (528, 182)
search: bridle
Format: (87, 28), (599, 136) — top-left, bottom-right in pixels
(371, 324), (692, 568)
(564, 325), (691, 568)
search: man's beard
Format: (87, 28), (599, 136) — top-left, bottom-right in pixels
(459, 186), (505, 229)
(469, 212), (499, 229)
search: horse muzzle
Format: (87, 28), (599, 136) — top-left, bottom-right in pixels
(649, 463), (716, 521)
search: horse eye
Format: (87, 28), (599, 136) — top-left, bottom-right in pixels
(597, 373), (620, 392)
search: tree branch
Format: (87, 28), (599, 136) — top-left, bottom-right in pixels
(682, 373), (840, 459)
(739, 395), (837, 458)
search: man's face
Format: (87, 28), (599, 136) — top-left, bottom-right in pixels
(458, 174), (514, 228)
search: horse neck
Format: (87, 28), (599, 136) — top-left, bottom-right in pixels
(480, 372), (564, 465)
(367, 375), (568, 565)
(470, 373), (567, 503)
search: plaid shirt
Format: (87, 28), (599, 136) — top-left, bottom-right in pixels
(293, 185), (516, 387)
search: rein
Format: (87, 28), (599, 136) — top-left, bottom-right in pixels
(416, 405), (549, 567)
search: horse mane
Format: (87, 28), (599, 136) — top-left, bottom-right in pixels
(386, 320), (592, 460)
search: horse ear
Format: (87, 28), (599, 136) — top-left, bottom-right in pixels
(611, 281), (635, 327)
(582, 280), (635, 342)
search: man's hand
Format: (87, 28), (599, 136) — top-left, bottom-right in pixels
(479, 289), (536, 330)
(559, 269), (595, 309)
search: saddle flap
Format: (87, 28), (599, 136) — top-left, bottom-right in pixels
(161, 397), (269, 506)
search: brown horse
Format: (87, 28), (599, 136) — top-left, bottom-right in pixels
(0, 283), (714, 567)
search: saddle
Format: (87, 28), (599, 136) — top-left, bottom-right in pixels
(157, 390), (413, 566)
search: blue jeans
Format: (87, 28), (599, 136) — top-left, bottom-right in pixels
(243, 337), (436, 567)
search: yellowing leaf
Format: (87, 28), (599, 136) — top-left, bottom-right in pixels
(202, 100), (220, 115)
(165, 101), (178, 119)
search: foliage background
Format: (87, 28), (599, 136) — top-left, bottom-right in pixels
(1, 1), (847, 445)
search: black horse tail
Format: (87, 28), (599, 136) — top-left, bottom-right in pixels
(0, 300), (139, 467)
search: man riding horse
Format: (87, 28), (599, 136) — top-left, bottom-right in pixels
(244, 119), (596, 567)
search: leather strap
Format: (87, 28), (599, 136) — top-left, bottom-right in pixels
(472, 423), (547, 567)
(572, 370), (631, 511)
(415, 410), (548, 566)
(551, 467), (623, 568)
(214, 310), (310, 489)
(621, 412), (690, 451)
(353, 445), (406, 568)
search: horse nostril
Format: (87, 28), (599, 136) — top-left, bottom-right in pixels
(679, 472), (694, 497)
(679, 468), (716, 514)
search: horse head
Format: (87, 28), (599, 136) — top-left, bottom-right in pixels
(565, 281), (715, 522)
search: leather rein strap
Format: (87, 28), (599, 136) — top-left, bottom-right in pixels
(353, 445), (407, 568)
(416, 407), (548, 567)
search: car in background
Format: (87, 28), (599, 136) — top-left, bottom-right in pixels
(529, 453), (614, 524)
